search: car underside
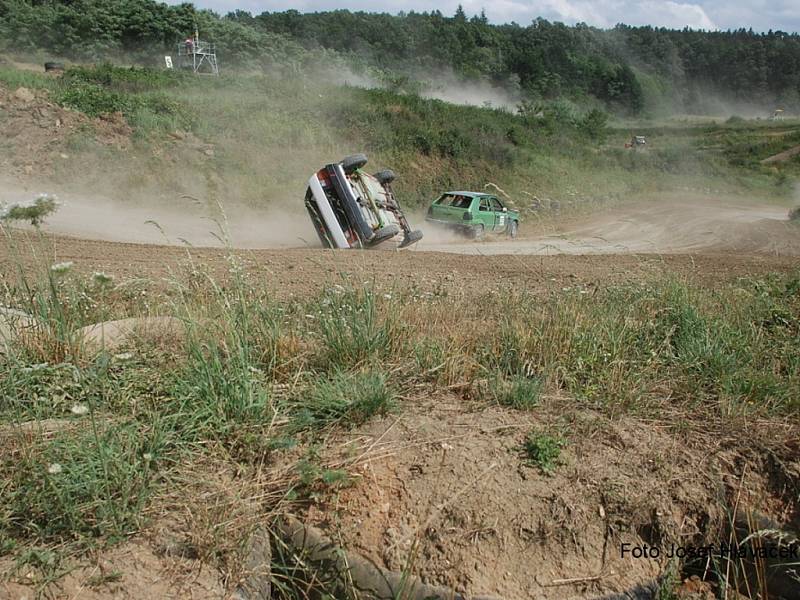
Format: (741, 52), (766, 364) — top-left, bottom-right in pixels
(304, 154), (423, 250)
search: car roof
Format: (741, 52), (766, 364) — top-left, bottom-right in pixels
(443, 191), (492, 197)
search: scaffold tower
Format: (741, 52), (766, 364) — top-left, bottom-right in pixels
(176, 27), (219, 75)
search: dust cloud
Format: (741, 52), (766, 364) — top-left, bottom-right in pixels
(419, 72), (520, 111)
(0, 177), (319, 249)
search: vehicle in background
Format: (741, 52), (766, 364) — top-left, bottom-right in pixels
(425, 191), (520, 239)
(304, 154), (423, 249)
(625, 135), (647, 148)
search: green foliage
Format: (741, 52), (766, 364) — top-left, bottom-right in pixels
(579, 109), (609, 143)
(55, 83), (132, 117)
(315, 288), (395, 369)
(490, 374), (543, 411)
(2, 421), (165, 545)
(51, 65), (192, 131)
(62, 64), (184, 92)
(521, 432), (565, 474)
(290, 370), (395, 432)
(7, 2), (800, 114)
(0, 195), (59, 227)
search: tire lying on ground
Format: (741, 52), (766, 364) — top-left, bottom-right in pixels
(373, 169), (395, 185)
(341, 153), (368, 174)
(44, 62), (64, 72)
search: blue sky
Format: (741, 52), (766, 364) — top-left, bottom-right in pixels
(173, 1), (800, 33)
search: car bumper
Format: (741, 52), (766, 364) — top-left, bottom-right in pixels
(424, 217), (475, 233)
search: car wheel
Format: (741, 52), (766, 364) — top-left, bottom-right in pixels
(373, 169), (395, 185)
(471, 223), (485, 240)
(341, 154), (368, 174)
(508, 220), (518, 238)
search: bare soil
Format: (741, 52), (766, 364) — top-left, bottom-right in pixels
(303, 395), (799, 600)
(0, 84), (131, 180)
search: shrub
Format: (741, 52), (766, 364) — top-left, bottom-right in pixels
(0, 194), (59, 226)
(490, 374), (542, 410)
(579, 109), (609, 142)
(55, 83), (132, 117)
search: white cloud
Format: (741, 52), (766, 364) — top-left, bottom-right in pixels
(176, 0), (799, 33)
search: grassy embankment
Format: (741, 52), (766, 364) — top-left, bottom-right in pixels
(1, 226), (798, 594)
(1, 63), (798, 215)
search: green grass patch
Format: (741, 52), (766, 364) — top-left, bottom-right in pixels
(314, 288), (397, 369)
(489, 374), (542, 411)
(2, 420), (167, 546)
(521, 431), (565, 474)
(289, 370), (395, 432)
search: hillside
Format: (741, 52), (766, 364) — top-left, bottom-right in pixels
(3, 1), (800, 116)
(1, 61), (799, 219)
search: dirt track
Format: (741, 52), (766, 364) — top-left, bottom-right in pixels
(2, 191), (798, 297)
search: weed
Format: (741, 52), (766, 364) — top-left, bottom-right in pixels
(0, 194), (59, 226)
(2, 419), (167, 546)
(521, 432), (565, 474)
(315, 288), (396, 369)
(290, 370), (394, 432)
(489, 374), (542, 411)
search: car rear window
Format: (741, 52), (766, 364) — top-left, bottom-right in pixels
(436, 194), (473, 209)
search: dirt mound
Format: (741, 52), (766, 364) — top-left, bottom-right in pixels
(305, 395), (798, 599)
(0, 538), (223, 599)
(0, 84), (131, 179)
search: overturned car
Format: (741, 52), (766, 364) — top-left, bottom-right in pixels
(304, 154), (423, 249)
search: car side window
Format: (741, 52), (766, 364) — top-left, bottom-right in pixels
(489, 197), (503, 211)
(455, 196), (472, 209)
(479, 198), (490, 211)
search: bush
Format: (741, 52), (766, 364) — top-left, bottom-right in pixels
(492, 375), (542, 410)
(0, 194), (59, 226)
(62, 64), (182, 92)
(55, 83), (132, 117)
(579, 109), (609, 143)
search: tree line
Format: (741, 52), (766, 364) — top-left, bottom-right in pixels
(2, 0), (799, 114)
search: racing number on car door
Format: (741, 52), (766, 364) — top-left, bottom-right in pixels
(489, 197), (505, 231)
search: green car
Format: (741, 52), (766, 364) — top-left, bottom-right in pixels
(425, 191), (520, 239)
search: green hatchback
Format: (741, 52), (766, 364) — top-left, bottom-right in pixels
(425, 191), (520, 239)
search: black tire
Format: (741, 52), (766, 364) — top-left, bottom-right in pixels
(471, 223), (485, 240)
(399, 229), (423, 248)
(373, 169), (395, 185)
(508, 220), (518, 238)
(341, 153), (368, 174)
(369, 224), (400, 245)
(44, 62), (64, 72)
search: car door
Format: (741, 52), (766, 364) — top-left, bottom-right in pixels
(477, 197), (494, 230)
(489, 197), (507, 232)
